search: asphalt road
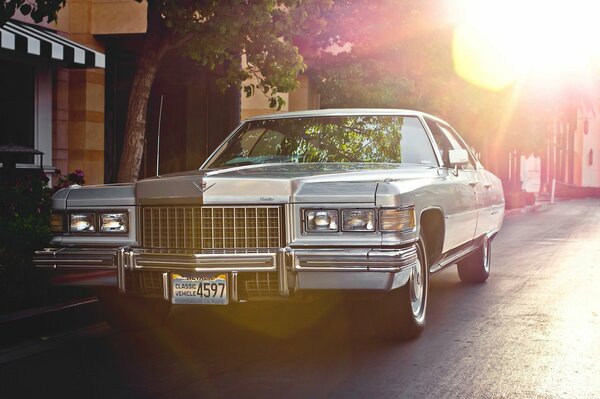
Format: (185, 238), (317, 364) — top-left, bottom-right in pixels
(2, 198), (600, 399)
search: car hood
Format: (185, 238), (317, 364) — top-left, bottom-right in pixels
(53, 183), (136, 209)
(135, 163), (438, 205)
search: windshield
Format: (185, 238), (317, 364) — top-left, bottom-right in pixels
(204, 115), (437, 168)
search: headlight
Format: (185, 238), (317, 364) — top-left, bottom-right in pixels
(342, 209), (375, 232)
(305, 210), (339, 232)
(379, 208), (416, 232)
(69, 213), (96, 233)
(99, 212), (128, 233)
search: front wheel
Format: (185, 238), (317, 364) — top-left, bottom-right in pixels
(457, 236), (491, 284)
(371, 235), (429, 340)
(97, 291), (171, 332)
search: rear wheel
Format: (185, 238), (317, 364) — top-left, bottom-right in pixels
(457, 236), (491, 283)
(372, 234), (429, 340)
(97, 291), (171, 332)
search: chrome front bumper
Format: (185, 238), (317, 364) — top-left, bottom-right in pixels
(34, 245), (418, 300)
(34, 248), (117, 270)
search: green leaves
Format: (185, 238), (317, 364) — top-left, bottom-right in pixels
(156, 0), (330, 108)
(0, 0), (66, 26)
(0, 172), (52, 256)
(243, 85), (255, 98)
(4, 1), (16, 19)
(19, 3), (31, 15)
(304, 0), (552, 158)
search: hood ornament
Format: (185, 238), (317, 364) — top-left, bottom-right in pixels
(193, 180), (215, 194)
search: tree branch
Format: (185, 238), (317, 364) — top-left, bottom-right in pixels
(166, 31), (195, 52)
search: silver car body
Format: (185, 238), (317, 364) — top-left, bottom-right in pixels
(35, 109), (504, 303)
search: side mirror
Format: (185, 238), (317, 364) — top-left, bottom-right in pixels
(448, 149), (469, 166)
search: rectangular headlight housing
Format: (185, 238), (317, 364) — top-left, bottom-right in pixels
(305, 209), (339, 232)
(99, 212), (128, 233)
(69, 212), (96, 233)
(342, 209), (375, 232)
(379, 208), (415, 232)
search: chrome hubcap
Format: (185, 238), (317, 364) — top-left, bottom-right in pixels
(483, 238), (490, 273)
(410, 259), (424, 317)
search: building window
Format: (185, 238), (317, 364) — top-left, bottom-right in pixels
(0, 60), (35, 163)
(0, 58), (52, 172)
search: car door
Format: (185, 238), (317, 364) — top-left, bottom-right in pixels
(425, 118), (479, 252)
(441, 123), (503, 238)
(473, 166), (504, 237)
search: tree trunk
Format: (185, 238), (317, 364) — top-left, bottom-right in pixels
(117, 50), (162, 183)
(117, 0), (167, 183)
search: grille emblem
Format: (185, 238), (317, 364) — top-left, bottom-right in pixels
(193, 180), (214, 193)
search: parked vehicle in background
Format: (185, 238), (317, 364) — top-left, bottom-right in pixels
(35, 109), (504, 339)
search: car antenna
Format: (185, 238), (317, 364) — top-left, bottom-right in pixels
(156, 94), (164, 176)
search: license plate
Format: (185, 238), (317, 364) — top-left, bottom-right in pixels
(171, 273), (228, 305)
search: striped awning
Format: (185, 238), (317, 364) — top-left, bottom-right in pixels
(0, 20), (105, 69)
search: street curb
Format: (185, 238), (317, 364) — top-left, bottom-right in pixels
(0, 297), (97, 324)
(0, 297), (100, 348)
(504, 202), (549, 217)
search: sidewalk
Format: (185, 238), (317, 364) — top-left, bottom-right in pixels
(504, 200), (549, 217)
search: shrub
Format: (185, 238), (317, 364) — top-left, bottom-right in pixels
(54, 169), (85, 190)
(0, 171), (53, 313)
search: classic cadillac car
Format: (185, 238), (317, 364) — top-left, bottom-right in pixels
(35, 109), (504, 339)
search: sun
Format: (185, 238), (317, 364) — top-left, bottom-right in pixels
(451, 0), (600, 91)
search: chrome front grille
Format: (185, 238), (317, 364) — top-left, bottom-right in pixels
(126, 271), (163, 298)
(141, 206), (281, 250)
(241, 272), (280, 299)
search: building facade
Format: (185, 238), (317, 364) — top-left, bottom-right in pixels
(576, 106), (600, 187)
(0, 9), (105, 184)
(511, 102), (600, 200)
(536, 105), (600, 194)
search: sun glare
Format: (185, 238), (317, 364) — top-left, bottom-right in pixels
(452, 0), (600, 90)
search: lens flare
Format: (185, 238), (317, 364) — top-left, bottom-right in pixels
(452, 0), (600, 90)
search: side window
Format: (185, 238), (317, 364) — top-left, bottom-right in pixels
(425, 118), (475, 170)
(399, 117), (438, 165)
(437, 123), (475, 170)
(445, 125), (483, 168)
(425, 118), (452, 167)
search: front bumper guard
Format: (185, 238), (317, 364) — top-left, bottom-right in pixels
(35, 245), (418, 300)
(116, 248), (284, 300)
